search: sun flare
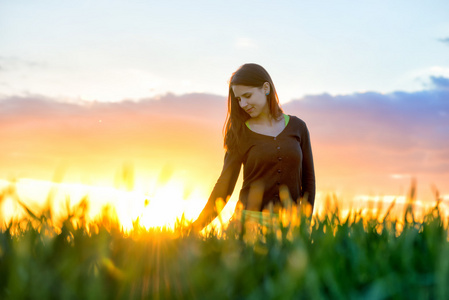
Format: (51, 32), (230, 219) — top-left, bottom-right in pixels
(0, 177), (214, 231)
(132, 180), (206, 230)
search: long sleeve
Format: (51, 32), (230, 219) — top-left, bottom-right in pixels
(192, 150), (243, 229)
(300, 123), (316, 208)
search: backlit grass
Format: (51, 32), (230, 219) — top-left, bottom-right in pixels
(0, 181), (448, 299)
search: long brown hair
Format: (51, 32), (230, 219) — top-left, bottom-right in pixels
(223, 63), (283, 150)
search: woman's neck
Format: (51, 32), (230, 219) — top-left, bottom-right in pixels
(250, 113), (282, 126)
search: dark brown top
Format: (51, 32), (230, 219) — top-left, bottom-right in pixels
(193, 115), (315, 227)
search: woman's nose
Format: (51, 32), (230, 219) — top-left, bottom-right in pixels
(239, 98), (247, 107)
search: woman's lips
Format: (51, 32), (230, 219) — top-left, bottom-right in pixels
(246, 108), (254, 114)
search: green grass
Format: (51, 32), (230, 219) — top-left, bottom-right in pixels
(0, 182), (448, 299)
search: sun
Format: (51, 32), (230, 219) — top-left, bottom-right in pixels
(124, 179), (206, 230)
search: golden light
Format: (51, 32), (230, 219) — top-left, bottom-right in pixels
(137, 179), (206, 230)
(0, 176), (235, 232)
(3, 176), (448, 232)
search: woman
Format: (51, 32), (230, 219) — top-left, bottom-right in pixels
(192, 63), (315, 230)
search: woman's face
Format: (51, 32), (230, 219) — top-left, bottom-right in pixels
(232, 83), (270, 119)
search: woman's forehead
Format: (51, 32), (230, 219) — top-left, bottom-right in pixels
(232, 85), (258, 96)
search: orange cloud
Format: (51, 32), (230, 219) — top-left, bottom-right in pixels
(0, 94), (225, 191)
(283, 87), (449, 200)
(1, 84), (448, 205)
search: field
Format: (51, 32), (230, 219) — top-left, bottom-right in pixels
(1, 182), (449, 300)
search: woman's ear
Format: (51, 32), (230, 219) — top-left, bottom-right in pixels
(263, 82), (270, 95)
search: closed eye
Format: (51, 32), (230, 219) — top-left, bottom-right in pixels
(237, 93), (252, 100)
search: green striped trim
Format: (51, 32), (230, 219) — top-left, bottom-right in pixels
(284, 114), (290, 126)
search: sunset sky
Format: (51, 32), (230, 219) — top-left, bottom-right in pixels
(1, 1), (449, 226)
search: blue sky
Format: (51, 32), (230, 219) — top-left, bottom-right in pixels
(1, 0), (449, 102)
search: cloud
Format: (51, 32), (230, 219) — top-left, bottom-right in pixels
(235, 37), (258, 49)
(0, 56), (46, 72)
(439, 37), (449, 45)
(0, 93), (227, 187)
(0, 93), (225, 120)
(430, 76), (449, 89)
(283, 85), (449, 197)
(1, 79), (448, 200)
